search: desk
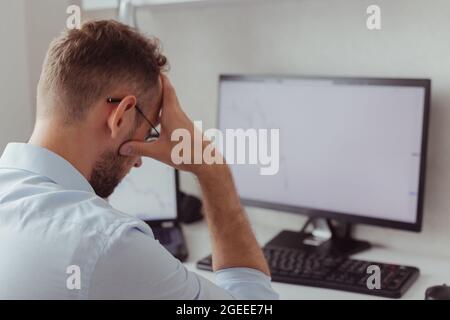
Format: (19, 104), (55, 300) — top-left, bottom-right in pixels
(182, 209), (450, 300)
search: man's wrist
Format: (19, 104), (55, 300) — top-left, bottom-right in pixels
(189, 140), (227, 177)
(194, 162), (230, 182)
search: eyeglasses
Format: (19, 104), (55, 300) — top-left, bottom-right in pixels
(106, 97), (160, 141)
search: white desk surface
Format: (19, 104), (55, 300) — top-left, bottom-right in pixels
(182, 209), (450, 300)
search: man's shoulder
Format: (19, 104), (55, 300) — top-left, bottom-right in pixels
(0, 169), (152, 240)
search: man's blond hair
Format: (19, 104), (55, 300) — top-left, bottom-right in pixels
(37, 20), (167, 124)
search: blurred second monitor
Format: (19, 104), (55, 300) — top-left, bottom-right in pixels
(109, 158), (177, 222)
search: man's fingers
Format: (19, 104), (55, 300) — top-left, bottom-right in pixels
(119, 140), (164, 158)
(118, 76), (180, 160)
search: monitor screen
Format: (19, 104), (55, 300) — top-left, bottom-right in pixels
(218, 75), (429, 230)
(108, 158), (178, 221)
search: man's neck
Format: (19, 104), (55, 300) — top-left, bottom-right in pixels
(29, 120), (97, 181)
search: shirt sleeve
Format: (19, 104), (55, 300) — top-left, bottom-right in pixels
(88, 227), (278, 300)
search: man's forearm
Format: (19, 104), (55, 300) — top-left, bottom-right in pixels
(196, 164), (270, 276)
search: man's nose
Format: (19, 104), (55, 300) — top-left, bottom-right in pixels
(134, 157), (142, 168)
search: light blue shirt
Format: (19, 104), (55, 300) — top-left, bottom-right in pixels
(0, 143), (278, 300)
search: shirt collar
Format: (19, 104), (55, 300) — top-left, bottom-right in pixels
(0, 143), (94, 194)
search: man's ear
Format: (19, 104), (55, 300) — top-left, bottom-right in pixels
(107, 95), (137, 139)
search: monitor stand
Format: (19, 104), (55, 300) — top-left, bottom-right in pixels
(264, 217), (371, 256)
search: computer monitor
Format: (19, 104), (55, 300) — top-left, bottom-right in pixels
(108, 157), (178, 222)
(218, 75), (430, 254)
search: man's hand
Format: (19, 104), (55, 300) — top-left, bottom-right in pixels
(119, 75), (221, 176)
(120, 74), (270, 276)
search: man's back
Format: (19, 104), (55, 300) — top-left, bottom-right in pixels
(0, 143), (151, 299)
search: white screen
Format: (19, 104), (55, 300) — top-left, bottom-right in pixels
(219, 77), (426, 224)
(108, 158), (177, 221)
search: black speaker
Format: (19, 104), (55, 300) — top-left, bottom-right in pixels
(178, 191), (203, 224)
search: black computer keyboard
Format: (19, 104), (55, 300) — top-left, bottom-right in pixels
(196, 246), (419, 298)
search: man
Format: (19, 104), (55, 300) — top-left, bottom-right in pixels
(0, 20), (277, 299)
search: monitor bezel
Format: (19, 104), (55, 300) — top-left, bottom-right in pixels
(217, 74), (431, 232)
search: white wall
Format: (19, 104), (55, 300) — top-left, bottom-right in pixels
(25, 0), (71, 118)
(0, 0), (69, 151)
(0, 0), (32, 150)
(86, 0), (450, 258)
